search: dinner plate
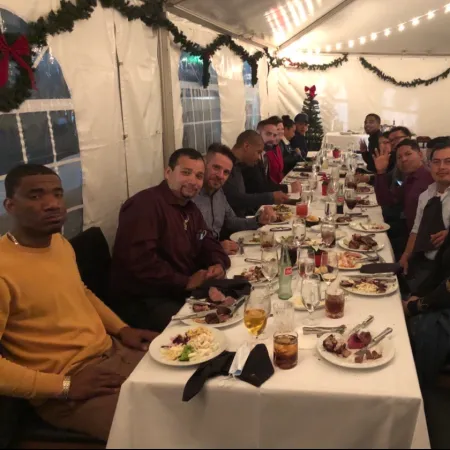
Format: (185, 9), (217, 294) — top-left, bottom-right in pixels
(317, 332), (395, 370)
(330, 252), (364, 271)
(149, 326), (227, 367)
(310, 226), (347, 240)
(230, 230), (261, 245)
(356, 201), (379, 208)
(350, 221), (391, 233)
(276, 235), (323, 248)
(356, 184), (375, 194)
(339, 278), (399, 297)
(181, 306), (244, 328)
(227, 265), (270, 286)
(338, 237), (385, 253)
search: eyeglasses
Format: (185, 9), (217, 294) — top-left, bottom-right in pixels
(431, 158), (450, 167)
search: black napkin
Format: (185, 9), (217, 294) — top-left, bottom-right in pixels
(182, 344), (274, 402)
(360, 263), (402, 274)
(292, 167), (312, 173)
(191, 278), (252, 300)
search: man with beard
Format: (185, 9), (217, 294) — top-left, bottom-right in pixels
(290, 113), (309, 160)
(194, 144), (276, 255)
(0, 164), (157, 442)
(111, 148), (230, 332)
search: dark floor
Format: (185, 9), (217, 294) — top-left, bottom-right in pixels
(424, 386), (450, 449)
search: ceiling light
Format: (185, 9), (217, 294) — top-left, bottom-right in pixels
(315, 47), (321, 54)
(371, 32), (377, 41)
(325, 45), (332, 52)
(398, 23), (406, 32)
(348, 40), (355, 48)
(336, 42), (342, 50)
(412, 17), (420, 26)
(359, 36), (366, 45)
(384, 28), (391, 37)
(446, 4), (450, 13)
(427, 10), (435, 19)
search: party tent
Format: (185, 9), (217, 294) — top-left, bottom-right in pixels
(1, 0), (449, 240)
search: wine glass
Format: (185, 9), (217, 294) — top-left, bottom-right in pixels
(320, 251), (339, 286)
(301, 277), (321, 324)
(244, 289), (271, 340)
(298, 248), (315, 279)
(321, 220), (336, 248)
(292, 218), (307, 247)
(324, 200), (337, 221)
(261, 247), (279, 294)
(344, 188), (358, 213)
(345, 171), (357, 190)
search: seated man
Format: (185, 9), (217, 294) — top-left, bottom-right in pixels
(223, 130), (291, 217)
(400, 141), (450, 288)
(0, 164), (157, 442)
(280, 115), (301, 174)
(264, 116), (285, 184)
(193, 143), (276, 255)
(374, 139), (433, 234)
(290, 113), (309, 160)
(111, 148), (230, 332)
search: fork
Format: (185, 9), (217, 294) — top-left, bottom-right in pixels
(238, 237), (245, 255)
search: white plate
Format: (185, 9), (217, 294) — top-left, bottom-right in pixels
(181, 304), (244, 329)
(276, 235), (323, 248)
(230, 230), (261, 245)
(149, 326), (227, 367)
(340, 278), (399, 297)
(356, 200), (379, 208)
(338, 237), (384, 253)
(350, 221), (390, 233)
(332, 252), (365, 271)
(290, 295), (325, 311)
(227, 265), (269, 286)
(356, 184), (374, 195)
(310, 226), (347, 240)
(317, 332), (395, 370)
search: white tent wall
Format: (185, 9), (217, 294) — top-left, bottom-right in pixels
(4, 1), (128, 243)
(278, 55), (450, 137)
(113, 11), (164, 197)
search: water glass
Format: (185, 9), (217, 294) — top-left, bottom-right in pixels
(309, 173), (318, 191)
(298, 248), (315, 279)
(261, 247), (279, 293)
(273, 300), (295, 332)
(260, 230), (275, 249)
(301, 277), (321, 324)
(331, 166), (340, 181)
(273, 331), (298, 370)
(320, 251), (339, 286)
(324, 200), (337, 220)
(293, 218), (306, 245)
(321, 220), (336, 248)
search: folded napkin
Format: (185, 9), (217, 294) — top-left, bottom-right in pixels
(183, 344), (274, 402)
(360, 263), (402, 275)
(191, 278), (252, 300)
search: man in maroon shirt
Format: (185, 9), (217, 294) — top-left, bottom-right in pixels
(374, 139), (433, 233)
(111, 148), (230, 332)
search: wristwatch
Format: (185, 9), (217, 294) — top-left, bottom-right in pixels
(60, 376), (71, 400)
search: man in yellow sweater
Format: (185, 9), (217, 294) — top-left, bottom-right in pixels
(0, 164), (158, 442)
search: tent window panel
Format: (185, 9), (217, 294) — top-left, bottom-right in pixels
(64, 208), (83, 240)
(59, 161), (83, 210)
(50, 110), (80, 162)
(243, 62), (261, 131)
(21, 112), (53, 166)
(0, 115), (24, 174)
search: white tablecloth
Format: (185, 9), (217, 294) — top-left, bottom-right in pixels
(108, 179), (430, 449)
(324, 132), (368, 150)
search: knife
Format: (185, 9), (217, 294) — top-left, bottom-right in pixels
(245, 258), (263, 264)
(270, 227), (292, 232)
(347, 315), (374, 337)
(171, 310), (214, 321)
(356, 328), (393, 354)
(303, 325), (347, 336)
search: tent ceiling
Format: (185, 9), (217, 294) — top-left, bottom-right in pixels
(169, 0), (450, 55)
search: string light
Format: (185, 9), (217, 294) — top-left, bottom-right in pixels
(359, 36), (366, 45)
(315, 47), (321, 54)
(428, 10), (436, 19)
(398, 23), (406, 32)
(325, 45), (332, 52)
(348, 40), (355, 48)
(446, 4), (450, 13)
(384, 28), (391, 37)
(336, 42), (342, 50)
(412, 17), (420, 26)
(371, 32), (377, 41)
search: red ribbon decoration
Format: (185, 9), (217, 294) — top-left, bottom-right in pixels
(305, 85), (317, 98)
(0, 34), (36, 90)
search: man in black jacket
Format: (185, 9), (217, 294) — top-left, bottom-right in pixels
(360, 113), (382, 172)
(223, 131), (291, 217)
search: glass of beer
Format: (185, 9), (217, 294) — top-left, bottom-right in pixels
(273, 331), (298, 370)
(325, 288), (346, 319)
(244, 289), (271, 340)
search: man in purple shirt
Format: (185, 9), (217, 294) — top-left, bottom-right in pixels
(111, 148), (230, 332)
(374, 139), (433, 233)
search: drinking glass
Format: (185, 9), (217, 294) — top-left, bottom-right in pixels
(260, 230), (275, 249)
(302, 188), (313, 206)
(345, 172), (357, 190)
(319, 251), (339, 286)
(261, 247), (279, 293)
(296, 201), (309, 219)
(344, 188), (357, 212)
(273, 300), (295, 332)
(301, 277), (321, 324)
(244, 289), (271, 339)
(298, 248), (315, 279)
(273, 331), (298, 370)
(292, 218), (307, 246)
(325, 288), (346, 319)
(321, 220), (336, 248)
(309, 173), (318, 192)
(324, 200), (337, 220)
(331, 166), (340, 181)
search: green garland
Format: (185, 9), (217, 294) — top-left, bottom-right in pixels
(265, 50), (349, 71)
(359, 57), (450, 87)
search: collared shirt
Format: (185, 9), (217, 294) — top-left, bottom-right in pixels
(193, 188), (258, 239)
(111, 181), (230, 298)
(375, 165), (434, 231)
(412, 184), (450, 259)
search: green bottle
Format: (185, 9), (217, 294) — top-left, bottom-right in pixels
(278, 244), (293, 300)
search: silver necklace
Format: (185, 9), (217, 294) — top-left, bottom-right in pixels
(6, 232), (19, 246)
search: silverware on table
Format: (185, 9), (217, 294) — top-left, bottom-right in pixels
(303, 325), (347, 337)
(347, 315), (374, 337)
(171, 309), (216, 321)
(245, 258), (263, 264)
(238, 237), (245, 255)
(356, 328), (393, 355)
(270, 227), (292, 232)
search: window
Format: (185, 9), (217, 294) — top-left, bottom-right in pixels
(243, 62), (261, 130)
(179, 52), (221, 153)
(0, 9), (83, 239)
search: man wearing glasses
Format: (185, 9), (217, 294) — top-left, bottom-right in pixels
(399, 140), (450, 288)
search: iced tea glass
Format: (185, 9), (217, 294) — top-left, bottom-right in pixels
(273, 331), (298, 370)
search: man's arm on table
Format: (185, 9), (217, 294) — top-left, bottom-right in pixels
(0, 279), (63, 399)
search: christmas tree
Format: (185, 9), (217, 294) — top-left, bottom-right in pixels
(302, 85), (324, 151)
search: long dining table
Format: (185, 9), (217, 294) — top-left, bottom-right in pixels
(107, 167), (430, 449)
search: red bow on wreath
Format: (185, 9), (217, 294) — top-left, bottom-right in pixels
(305, 85), (317, 99)
(0, 34), (36, 90)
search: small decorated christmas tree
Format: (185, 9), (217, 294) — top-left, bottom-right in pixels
(302, 85), (324, 151)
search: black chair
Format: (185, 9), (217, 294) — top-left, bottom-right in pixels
(1, 227), (112, 449)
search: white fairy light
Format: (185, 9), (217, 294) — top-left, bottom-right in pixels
(384, 28), (391, 37)
(427, 10), (435, 19)
(412, 17), (420, 26)
(371, 32), (377, 41)
(398, 23), (406, 32)
(325, 45), (332, 52)
(446, 4), (450, 13)
(348, 40), (355, 48)
(336, 42), (342, 50)
(315, 47), (321, 54)
(359, 36), (366, 45)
